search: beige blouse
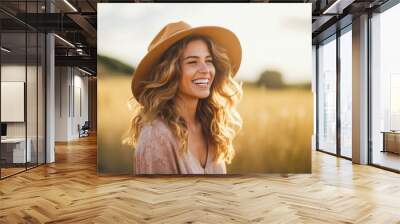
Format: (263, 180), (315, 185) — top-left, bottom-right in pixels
(134, 118), (226, 175)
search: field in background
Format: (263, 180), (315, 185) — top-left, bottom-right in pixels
(229, 84), (312, 173)
(97, 65), (134, 173)
(98, 63), (312, 174)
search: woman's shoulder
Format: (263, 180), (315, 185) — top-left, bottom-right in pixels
(138, 118), (175, 144)
(135, 118), (180, 174)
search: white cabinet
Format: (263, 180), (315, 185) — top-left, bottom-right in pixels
(1, 138), (32, 163)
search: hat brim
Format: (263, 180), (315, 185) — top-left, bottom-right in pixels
(131, 26), (242, 100)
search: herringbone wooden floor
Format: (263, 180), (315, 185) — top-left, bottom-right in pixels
(1, 135), (400, 223)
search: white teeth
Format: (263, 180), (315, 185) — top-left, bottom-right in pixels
(192, 79), (209, 84)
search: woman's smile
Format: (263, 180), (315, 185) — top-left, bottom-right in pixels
(192, 78), (210, 88)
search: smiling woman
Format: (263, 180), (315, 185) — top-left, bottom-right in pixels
(123, 21), (243, 175)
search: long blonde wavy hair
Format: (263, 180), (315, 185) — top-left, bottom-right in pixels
(124, 35), (242, 163)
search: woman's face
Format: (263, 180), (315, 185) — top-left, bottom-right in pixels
(178, 39), (216, 100)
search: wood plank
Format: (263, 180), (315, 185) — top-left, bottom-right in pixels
(0, 135), (399, 223)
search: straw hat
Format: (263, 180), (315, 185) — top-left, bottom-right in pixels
(131, 21), (242, 100)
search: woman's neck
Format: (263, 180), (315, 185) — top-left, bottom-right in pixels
(175, 94), (198, 126)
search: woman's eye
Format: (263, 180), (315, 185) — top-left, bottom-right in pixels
(186, 60), (213, 65)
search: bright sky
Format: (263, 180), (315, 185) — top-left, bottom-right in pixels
(98, 3), (311, 83)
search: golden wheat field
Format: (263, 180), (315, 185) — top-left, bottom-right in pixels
(229, 85), (312, 173)
(98, 65), (313, 174)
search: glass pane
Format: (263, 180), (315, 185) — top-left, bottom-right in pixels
(371, 3), (400, 171)
(1, 30), (27, 177)
(0, 1), (46, 178)
(27, 31), (38, 169)
(318, 37), (337, 154)
(390, 75), (400, 130)
(38, 32), (45, 165)
(340, 29), (352, 158)
(24, 0), (38, 170)
(312, 45), (317, 151)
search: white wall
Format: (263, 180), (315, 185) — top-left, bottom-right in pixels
(55, 66), (70, 141)
(54, 67), (89, 141)
(72, 73), (89, 138)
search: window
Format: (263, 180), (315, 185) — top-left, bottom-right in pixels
(390, 74), (400, 131)
(371, 2), (400, 171)
(339, 28), (352, 158)
(317, 36), (337, 154)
